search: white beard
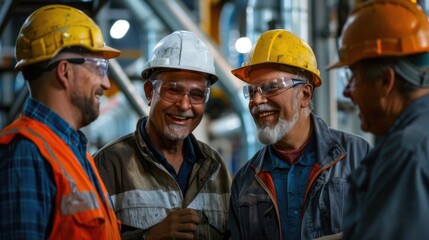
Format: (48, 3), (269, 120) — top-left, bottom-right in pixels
(257, 95), (299, 145)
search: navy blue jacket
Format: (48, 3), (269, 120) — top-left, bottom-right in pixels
(229, 114), (372, 240)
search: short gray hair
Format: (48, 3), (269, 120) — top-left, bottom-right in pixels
(359, 57), (419, 96)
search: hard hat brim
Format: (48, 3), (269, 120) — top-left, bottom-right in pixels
(232, 62), (322, 87)
(142, 66), (218, 85)
(325, 61), (346, 70)
(14, 45), (120, 70)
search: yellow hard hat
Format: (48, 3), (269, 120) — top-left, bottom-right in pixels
(232, 29), (322, 87)
(15, 4), (120, 70)
(327, 0), (429, 69)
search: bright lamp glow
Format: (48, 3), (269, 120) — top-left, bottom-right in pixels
(110, 20), (130, 39)
(235, 37), (252, 54)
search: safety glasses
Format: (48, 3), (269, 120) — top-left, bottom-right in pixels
(243, 77), (308, 100)
(151, 80), (210, 105)
(43, 57), (109, 77)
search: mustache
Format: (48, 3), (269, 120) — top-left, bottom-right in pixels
(251, 104), (277, 114)
(169, 111), (195, 118)
(95, 88), (104, 96)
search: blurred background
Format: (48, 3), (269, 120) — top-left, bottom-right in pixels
(2, 0), (424, 174)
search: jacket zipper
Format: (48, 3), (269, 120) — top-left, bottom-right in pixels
(254, 172), (283, 240)
(301, 153), (346, 216)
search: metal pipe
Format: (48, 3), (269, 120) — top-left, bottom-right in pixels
(312, 0), (335, 126)
(279, 0), (309, 41)
(122, 0), (166, 59)
(7, 84), (28, 124)
(104, 0), (164, 120)
(0, 0), (14, 35)
(108, 59), (149, 117)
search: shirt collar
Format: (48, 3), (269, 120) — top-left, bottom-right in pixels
(262, 134), (316, 172)
(140, 117), (196, 164)
(23, 98), (87, 148)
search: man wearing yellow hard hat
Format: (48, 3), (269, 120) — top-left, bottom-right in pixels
(0, 5), (121, 239)
(228, 29), (372, 239)
(328, 0), (429, 239)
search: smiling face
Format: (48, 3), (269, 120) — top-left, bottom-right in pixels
(45, 52), (110, 129)
(144, 70), (209, 142)
(343, 63), (387, 135)
(59, 52), (110, 127)
(247, 67), (311, 145)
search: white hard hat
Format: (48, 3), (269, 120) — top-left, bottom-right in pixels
(141, 30), (218, 85)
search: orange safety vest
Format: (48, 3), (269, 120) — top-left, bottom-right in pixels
(0, 116), (121, 240)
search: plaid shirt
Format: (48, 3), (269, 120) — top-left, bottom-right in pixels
(0, 98), (102, 239)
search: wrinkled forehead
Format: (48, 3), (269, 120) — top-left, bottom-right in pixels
(249, 67), (298, 84)
(155, 80), (209, 91)
(150, 69), (210, 86)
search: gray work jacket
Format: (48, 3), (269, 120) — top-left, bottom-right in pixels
(94, 117), (232, 240)
(344, 94), (429, 240)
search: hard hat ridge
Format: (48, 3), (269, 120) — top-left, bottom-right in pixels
(15, 4), (120, 70)
(231, 29), (322, 87)
(327, 0), (429, 70)
(141, 30), (218, 85)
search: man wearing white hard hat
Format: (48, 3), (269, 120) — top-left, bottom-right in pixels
(94, 30), (232, 240)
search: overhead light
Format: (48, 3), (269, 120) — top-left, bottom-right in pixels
(235, 37), (252, 54)
(110, 20), (130, 39)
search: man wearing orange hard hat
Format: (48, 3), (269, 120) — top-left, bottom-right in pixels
(328, 0), (429, 239)
(228, 29), (372, 240)
(0, 5), (121, 239)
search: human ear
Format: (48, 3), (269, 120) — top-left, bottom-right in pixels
(55, 61), (71, 89)
(300, 84), (313, 108)
(143, 81), (153, 105)
(379, 67), (395, 97)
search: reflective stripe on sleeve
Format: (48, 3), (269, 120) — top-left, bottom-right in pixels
(111, 189), (230, 211)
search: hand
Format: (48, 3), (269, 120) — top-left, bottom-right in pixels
(146, 208), (200, 240)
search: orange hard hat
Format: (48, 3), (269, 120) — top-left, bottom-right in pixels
(327, 0), (429, 69)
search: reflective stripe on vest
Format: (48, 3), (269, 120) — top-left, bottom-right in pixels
(0, 116), (121, 239)
(1, 126), (100, 215)
(61, 190), (99, 215)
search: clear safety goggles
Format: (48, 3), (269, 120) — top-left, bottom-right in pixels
(151, 80), (210, 105)
(43, 57), (109, 77)
(243, 77), (308, 100)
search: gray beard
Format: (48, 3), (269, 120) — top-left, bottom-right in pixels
(164, 124), (188, 141)
(257, 111), (299, 144)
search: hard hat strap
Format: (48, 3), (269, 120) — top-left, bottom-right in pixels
(394, 58), (429, 87)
